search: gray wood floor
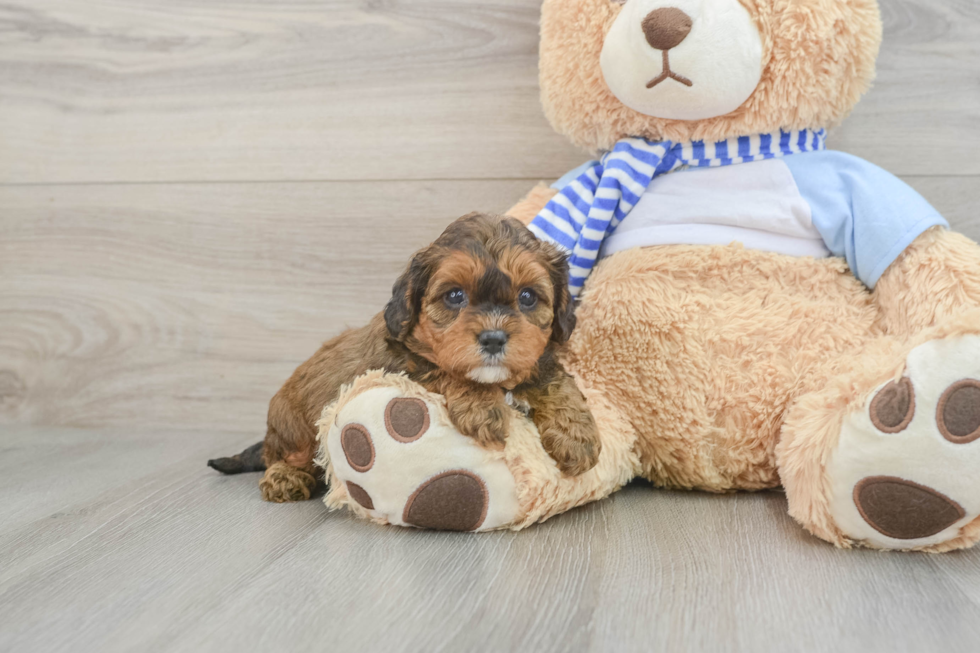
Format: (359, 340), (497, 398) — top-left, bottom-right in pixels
(2, 0), (980, 651)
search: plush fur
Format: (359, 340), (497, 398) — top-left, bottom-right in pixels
(317, 369), (640, 530)
(209, 212), (601, 501)
(316, 0), (980, 550)
(200, 0), (980, 551)
(539, 0), (882, 152)
(500, 189), (980, 551)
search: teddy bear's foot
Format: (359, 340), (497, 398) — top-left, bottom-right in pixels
(316, 372), (521, 531)
(826, 333), (980, 551)
(316, 370), (640, 532)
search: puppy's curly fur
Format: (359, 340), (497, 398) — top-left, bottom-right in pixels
(209, 212), (600, 502)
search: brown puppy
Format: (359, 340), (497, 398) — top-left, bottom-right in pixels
(208, 212), (600, 502)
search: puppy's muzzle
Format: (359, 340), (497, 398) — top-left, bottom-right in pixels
(478, 330), (508, 356)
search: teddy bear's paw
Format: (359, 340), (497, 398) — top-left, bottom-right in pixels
(320, 383), (521, 532)
(828, 334), (980, 550)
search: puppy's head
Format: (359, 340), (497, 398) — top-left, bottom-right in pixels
(384, 212), (574, 385)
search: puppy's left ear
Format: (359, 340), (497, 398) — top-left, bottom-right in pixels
(384, 247), (435, 341)
(542, 241), (576, 344)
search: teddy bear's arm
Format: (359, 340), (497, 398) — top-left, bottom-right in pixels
(784, 151), (950, 288)
(872, 226), (980, 338)
(506, 183), (559, 226)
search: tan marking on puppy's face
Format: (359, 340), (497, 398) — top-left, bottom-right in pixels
(410, 230), (558, 386)
(491, 248), (554, 376)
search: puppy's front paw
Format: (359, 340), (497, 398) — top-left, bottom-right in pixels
(540, 426), (601, 477)
(448, 399), (508, 448)
(446, 390), (509, 448)
(259, 462), (317, 502)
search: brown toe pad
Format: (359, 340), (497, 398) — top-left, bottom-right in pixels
(341, 424), (375, 472)
(869, 378), (915, 433)
(403, 470), (488, 531)
(385, 397), (430, 442)
(346, 481), (375, 510)
(854, 476), (964, 540)
(937, 379), (980, 444)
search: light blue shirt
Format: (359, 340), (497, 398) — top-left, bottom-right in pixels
(551, 149), (948, 289)
(783, 151), (948, 287)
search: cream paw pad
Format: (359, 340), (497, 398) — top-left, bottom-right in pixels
(316, 371), (521, 532)
(828, 334), (980, 550)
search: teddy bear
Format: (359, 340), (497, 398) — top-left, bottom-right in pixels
(315, 0), (980, 551)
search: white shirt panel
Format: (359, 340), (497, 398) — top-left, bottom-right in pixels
(600, 158), (832, 259)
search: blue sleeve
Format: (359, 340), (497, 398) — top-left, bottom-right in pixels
(552, 160), (600, 191)
(783, 151), (948, 288)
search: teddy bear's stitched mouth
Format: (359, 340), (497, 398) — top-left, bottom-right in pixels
(646, 50), (694, 89)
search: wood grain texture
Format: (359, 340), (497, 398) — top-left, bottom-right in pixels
(2, 0), (980, 650)
(0, 179), (532, 431)
(0, 0), (580, 184)
(834, 0), (980, 172)
(0, 0), (978, 184)
(2, 425), (980, 653)
(2, 177), (977, 433)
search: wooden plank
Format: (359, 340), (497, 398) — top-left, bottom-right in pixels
(2, 426), (980, 653)
(0, 425), (258, 580)
(0, 426), (332, 653)
(834, 0), (980, 172)
(1, 177), (977, 433)
(0, 179), (534, 432)
(0, 425), (249, 529)
(1, 0), (978, 185)
(0, 0), (583, 184)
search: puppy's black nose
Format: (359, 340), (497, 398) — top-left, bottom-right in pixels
(478, 330), (508, 355)
(642, 7), (693, 51)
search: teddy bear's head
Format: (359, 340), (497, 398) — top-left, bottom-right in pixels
(540, 0), (882, 152)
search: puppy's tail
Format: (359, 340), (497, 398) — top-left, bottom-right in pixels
(207, 441), (266, 475)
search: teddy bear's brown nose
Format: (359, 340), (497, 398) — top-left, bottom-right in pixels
(641, 7), (693, 51)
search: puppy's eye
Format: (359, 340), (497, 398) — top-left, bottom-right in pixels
(444, 288), (467, 308)
(518, 288), (538, 309)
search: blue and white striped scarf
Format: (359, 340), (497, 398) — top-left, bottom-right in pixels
(529, 128), (827, 297)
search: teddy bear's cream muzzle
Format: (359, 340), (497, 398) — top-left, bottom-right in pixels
(600, 0), (764, 121)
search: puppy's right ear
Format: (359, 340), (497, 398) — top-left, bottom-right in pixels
(383, 270), (412, 341)
(538, 240), (576, 345)
(384, 250), (434, 341)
